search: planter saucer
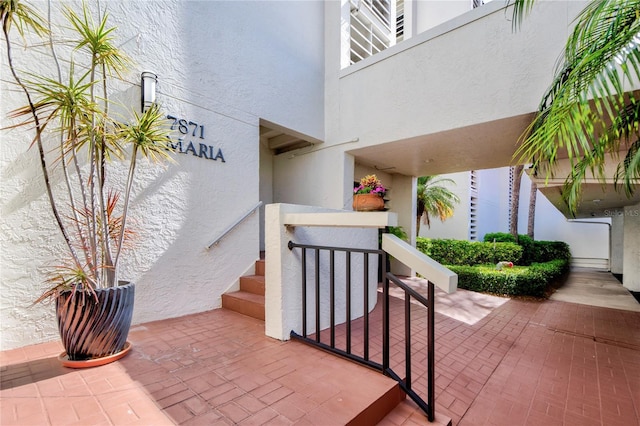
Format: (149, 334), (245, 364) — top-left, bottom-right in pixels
(58, 341), (132, 368)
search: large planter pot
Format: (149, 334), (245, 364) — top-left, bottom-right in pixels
(56, 281), (135, 362)
(353, 193), (385, 211)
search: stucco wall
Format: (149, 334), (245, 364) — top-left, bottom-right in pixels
(414, 0), (471, 34)
(0, 0), (325, 350)
(333, 1), (582, 152)
(288, 0), (590, 224)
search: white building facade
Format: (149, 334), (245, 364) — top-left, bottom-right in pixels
(1, 0), (638, 350)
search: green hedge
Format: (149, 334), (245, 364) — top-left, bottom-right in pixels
(416, 237), (522, 266)
(482, 232), (571, 265)
(448, 259), (569, 297)
(416, 235), (571, 297)
(483, 232), (516, 243)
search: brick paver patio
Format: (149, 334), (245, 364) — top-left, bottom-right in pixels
(1, 269), (639, 425)
(381, 292), (639, 425)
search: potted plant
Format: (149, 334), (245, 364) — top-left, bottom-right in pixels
(353, 174), (387, 211)
(2, 1), (172, 366)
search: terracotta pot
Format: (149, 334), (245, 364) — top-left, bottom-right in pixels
(56, 281), (134, 361)
(353, 193), (385, 211)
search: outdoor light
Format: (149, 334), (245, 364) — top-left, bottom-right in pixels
(141, 71), (157, 112)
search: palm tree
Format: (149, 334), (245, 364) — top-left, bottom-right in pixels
(416, 175), (460, 236)
(512, 0), (640, 215)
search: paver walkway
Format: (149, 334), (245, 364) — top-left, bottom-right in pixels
(381, 277), (640, 426)
(1, 269), (639, 425)
(1, 309), (398, 425)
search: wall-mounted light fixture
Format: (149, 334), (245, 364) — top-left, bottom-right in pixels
(141, 71), (157, 112)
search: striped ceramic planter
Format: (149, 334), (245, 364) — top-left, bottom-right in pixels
(56, 282), (135, 361)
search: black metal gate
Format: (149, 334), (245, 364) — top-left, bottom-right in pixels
(288, 241), (436, 421)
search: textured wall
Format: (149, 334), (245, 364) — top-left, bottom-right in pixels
(0, 0), (325, 350)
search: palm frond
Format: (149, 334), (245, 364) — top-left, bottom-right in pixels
(615, 138), (640, 197)
(64, 3), (131, 75)
(508, 0), (537, 32)
(514, 0), (640, 212)
(417, 176), (460, 228)
(1, 0), (48, 38)
(119, 104), (174, 163)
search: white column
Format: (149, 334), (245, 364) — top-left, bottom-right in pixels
(610, 213), (624, 276)
(388, 174), (416, 276)
(622, 204), (640, 291)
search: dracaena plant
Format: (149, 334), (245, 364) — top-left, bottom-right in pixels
(2, 0), (173, 300)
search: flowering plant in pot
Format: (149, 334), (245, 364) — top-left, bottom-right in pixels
(353, 174), (386, 211)
(2, 1), (172, 364)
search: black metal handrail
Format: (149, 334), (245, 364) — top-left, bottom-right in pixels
(287, 240), (436, 421)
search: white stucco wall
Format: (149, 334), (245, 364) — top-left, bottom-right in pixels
(273, 0), (587, 225)
(476, 168), (511, 239)
(1, 0), (325, 350)
(333, 1), (584, 153)
(413, 0), (472, 34)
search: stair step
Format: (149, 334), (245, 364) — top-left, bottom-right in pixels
(348, 383), (406, 425)
(222, 291), (265, 321)
(255, 259), (265, 276)
(240, 275), (265, 295)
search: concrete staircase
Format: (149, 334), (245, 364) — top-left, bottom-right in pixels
(221, 258), (265, 320)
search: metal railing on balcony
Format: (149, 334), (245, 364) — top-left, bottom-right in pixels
(287, 238), (438, 421)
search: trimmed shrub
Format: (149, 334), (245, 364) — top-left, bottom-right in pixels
(532, 241), (571, 263)
(448, 259), (568, 297)
(416, 237), (522, 266)
(483, 232), (516, 243)
(482, 233), (571, 265)
(417, 236), (571, 297)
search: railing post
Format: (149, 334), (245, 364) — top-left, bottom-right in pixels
(346, 251), (352, 354)
(301, 248), (307, 337)
(427, 280), (435, 422)
(315, 249), (320, 343)
(405, 293), (411, 391)
(382, 252), (389, 374)
(363, 253), (369, 361)
(330, 249), (335, 348)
